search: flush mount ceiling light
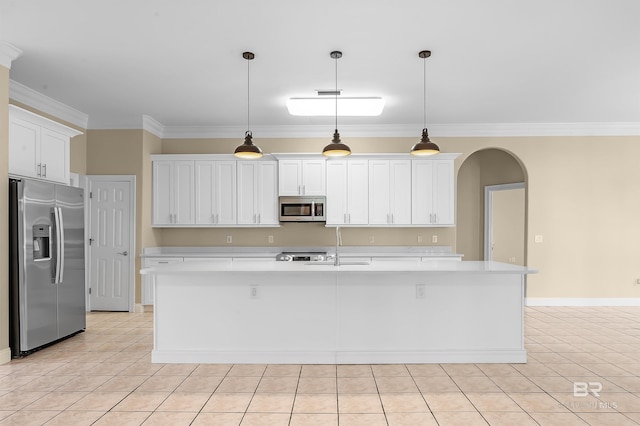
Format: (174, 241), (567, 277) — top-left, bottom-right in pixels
(410, 50), (440, 156)
(287, 97), (385, 116)
(322, 51), (352, 157)
(234, 51), (263, 159)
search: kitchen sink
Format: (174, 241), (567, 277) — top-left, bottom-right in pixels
(304, 261), (370, 266)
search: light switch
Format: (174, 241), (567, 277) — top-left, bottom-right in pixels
(534, 235), (543, 243)
(226, 235), (233, 244)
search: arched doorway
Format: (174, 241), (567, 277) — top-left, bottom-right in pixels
(456, 148), (528, 264)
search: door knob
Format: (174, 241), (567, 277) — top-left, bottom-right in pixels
(117, 251), (128, 256)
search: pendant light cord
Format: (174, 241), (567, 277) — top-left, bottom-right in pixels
(335, 53), (338, 130)
(423, 55), (426, 129)
(247, 56), (251, 135)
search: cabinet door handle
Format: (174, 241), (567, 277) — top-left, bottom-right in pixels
(298, 185), (302, 195)
(258, 213), (261, 224)
(391, 213), (394, 224)
(216, 213), (219, 224)
(37, 163), (42, 176)
(348, 213), (351, 224)
(42, 163), (47, 177)
(302, 185), (306, 195)
(253, 213), (256, 223)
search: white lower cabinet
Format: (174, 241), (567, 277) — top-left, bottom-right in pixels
(237, 161), (279, 225)
(141, 257), (183, 305)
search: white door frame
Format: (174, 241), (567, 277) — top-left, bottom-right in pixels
(484, 182), (525, 261)
(84, 175), (136, 312)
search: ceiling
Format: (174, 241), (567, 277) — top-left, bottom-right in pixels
(2, 0), (640, 137)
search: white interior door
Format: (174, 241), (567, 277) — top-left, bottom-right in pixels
(484, 183), (525, 264)
(87, 176), (135, 311)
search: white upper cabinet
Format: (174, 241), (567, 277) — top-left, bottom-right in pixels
(153, 160), (195, 226)
(278, 158), (326, 196)
(237, 160), (279, 225)
(412, 159), (455, 226)
(195, 160), (237, 225)
(8, 105), (82, 184)
(368, 159), (412, 225)
(326, 159), (368, 225)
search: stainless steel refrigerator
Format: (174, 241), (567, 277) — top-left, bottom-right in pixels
(9, 178), (86, 357)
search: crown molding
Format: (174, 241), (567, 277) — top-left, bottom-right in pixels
(159, 122), (640, 139)
(0, 42), (22, 69)
(142, 115), (165, 138)
(10, 84), (636, 139)
(9, 80), (89, 129)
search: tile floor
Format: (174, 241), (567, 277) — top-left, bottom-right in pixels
(0, 306), (639, 425)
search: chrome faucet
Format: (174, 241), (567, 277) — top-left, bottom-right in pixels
(334, 226), (342, 266)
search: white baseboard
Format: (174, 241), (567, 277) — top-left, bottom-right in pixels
(151, 349), (527, 364)
(0, 347), (12, 365)
(134, 304), (153, 313)
(526, 298), (640, 307)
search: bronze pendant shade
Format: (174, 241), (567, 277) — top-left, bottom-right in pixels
(234, 51), (263, 159)
(322, 51), (351, 157)
(410, 50), (440, 156)
(234, 130), (262, 159)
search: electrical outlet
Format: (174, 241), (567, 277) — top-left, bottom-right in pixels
(226, 235), (233, 244)
(432, 235), (438, 243)
(416, 284), (426, 299)
(534, 235), (544, 243)
(417, 235), (423, 243)
(250, 286), (258, 298)
(268, 235), (274, 244)
(369, 235), (375, 244)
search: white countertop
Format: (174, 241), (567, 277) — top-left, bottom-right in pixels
(141, 259), (535, 275)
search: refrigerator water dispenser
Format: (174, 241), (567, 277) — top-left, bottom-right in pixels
(32, 225), (51, 260)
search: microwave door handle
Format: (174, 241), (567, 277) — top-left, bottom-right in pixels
(311, 201), (315, 218)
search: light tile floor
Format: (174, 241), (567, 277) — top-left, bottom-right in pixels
(0, 307), (639, 425)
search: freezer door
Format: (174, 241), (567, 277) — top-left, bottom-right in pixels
(56, 184), (86, 338)
(17, 180), (58, 352)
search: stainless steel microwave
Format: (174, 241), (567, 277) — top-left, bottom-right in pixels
(279, 196), (326, 222)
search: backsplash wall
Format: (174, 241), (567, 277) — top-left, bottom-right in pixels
(160, 224), (456, 248)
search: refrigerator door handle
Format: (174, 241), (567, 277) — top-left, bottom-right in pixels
(53, 206), (64, 284)
(57, 207), (65, 284)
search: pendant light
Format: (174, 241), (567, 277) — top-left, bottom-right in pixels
(234, 51), (263, 159)
(322, 51), (351, 157)
(410, 50), (440, 156)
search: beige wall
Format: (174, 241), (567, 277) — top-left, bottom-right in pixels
(0, 66), (10, 359)
(456, 148), (526, 260)
(159, 134), (640, 299)
(492, 188), (526, 266)
(87, 129), (149, 302)
(446, 136), (640, 298)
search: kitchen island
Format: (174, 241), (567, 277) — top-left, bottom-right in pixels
(142, 260), (536, 364)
